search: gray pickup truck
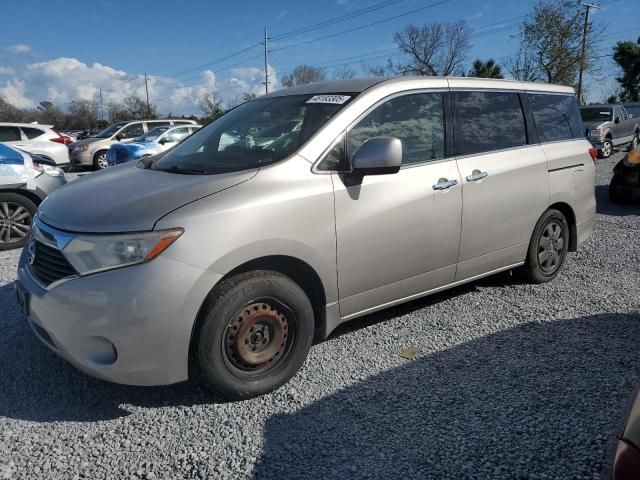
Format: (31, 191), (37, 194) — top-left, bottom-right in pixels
(580, 104), (639, 158)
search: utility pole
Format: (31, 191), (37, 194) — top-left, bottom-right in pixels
(577, 3), (598, 105)
(99, 89), (104, 122)
(144, 73), (151, 116)
(263, 27), (270, 94)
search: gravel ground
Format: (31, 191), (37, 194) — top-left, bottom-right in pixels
(1, 153), (639, 480)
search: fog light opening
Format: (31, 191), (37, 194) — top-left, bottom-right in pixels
(87, 336), (118, 366)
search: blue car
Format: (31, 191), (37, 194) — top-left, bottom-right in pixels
(106, 124), (200, 166)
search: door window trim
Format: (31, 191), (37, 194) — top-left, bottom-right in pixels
(312, 88), (451, 173)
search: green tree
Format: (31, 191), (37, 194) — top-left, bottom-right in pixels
(469, 59), (504, 79)
(613, 37), (640, 102)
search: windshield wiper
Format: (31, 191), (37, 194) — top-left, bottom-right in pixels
(155, 164), (211, 175)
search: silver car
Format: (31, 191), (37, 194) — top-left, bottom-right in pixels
(16, 77), (596, 400)
(0, 144), (66, 250)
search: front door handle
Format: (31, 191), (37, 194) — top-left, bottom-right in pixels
(466, 169), (488, 182)
(432, 178), (458, 190)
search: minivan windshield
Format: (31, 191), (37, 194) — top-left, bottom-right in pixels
(580, 108), (612, 122)
(152, 94), (354, 174)
(94, 122), (127, 138)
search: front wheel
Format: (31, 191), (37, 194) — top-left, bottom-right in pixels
(0, 193), (37, 251)
(92, 150), (108, 170)
(520, 209), (570, 284)
(195, 270), (314, 400)
(600, 139), (613, 159)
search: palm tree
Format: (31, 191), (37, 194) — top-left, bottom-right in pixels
(469, 59), (504, 79)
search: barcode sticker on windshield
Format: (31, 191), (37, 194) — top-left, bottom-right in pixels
(306, 95), (351, 105)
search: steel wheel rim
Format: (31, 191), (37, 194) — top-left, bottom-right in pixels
(603, 141), (612, 157)
(0, 202), (32, 244)
(222, 300), (294, 375)
(538, 220), (564, 273)
(633, 136), (639, 149)
(97, 153), (108, 169)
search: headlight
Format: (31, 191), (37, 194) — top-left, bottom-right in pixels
(74, 144), (89, 152)
(62, 228), (183, 275)
(589, 128), (604, 140)
(32, 164), (64, 177)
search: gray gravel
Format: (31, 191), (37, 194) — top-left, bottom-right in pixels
(1, 154), (639, 479)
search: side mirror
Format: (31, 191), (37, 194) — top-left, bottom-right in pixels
(614, 117), (620, 124)
(158, 137), (168, 145)
(351, 137), (402, 175)
(115, 133), (123, 141)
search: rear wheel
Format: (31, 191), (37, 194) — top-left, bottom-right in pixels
(520, 209), (570, 284)
(92, 150), (108, 170)
(629, 134), (639, 151)
(195, 270), (314, 400)
(0, 193), (37, 251)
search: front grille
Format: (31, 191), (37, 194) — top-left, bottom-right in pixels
(31, 241), (77, 286)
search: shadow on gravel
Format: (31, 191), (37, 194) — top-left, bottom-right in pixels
(253, 312), (640, 480)
(0, 282), (212, 422)
(596, 185), (640, 216)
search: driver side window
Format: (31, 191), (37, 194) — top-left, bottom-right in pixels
(348, 93), (445, 166)
(119, 123), (143, 139)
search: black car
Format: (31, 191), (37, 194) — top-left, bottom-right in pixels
(610, 148), (640, 203)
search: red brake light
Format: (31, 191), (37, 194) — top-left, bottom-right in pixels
(50, 130), (71, 145)
(588, 147), (597, 162)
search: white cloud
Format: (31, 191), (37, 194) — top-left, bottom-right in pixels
(5, 44), (32, 54)
(0, 79), (35, 109)
(0, 57), (275, 115)
(0, 66), (14, 75)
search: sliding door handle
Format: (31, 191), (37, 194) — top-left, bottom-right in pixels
(466, 169), (488, 182)
(432, 178), (458, 190)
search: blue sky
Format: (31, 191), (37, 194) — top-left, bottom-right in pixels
(0, 0), (638, 114)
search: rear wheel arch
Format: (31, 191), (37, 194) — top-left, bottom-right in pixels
(188, 255), (327, 377)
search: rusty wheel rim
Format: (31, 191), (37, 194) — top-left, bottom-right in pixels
(223, 301), (291, 373)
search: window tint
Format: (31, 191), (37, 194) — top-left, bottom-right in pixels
(21, 127), (45, 139)
(619, 108), (628, 121)
(453, 91), (526, 156)
(146, 121), (170, 130)
(528, 93), (584, 143)
(0, 126), (22, 141)
(119, 123), (144, 139)
(349, 93), (445, 165)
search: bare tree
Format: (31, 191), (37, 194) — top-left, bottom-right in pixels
(332, 65), (356, 80)
(504, 46), (540, 82)
(67, 99), (99, 130)
(394, 21), (471, 76)
(281, 65), (326, 88)
(199, 93), (224, 123)
(360, 59), (396, 77)
(123, 95), (156, 119)
(242, 92), (257, 102)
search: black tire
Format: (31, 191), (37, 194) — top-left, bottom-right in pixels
(520, 209), (570, 284)
(599, 139), (613, 159)
(92, 150), (108, 170)
(629, 134), (639, 151)
(0, 192), (37, 251)
(195, 270), (314, 400)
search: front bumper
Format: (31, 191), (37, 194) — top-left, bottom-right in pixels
(17, 249), (222, 386)
(69, 149), (94, 166)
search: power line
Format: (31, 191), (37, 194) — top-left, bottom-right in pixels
(161, 43), (262, 79)
(269, 0), (451, 53)
(271, 0), (403, 41)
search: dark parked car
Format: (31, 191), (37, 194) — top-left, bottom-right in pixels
(603, 388), (640, 479)
(580, 105), (639, 158)
(610, 147), (640, 202)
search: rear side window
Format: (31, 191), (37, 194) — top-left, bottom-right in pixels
(120, 123), (144, 139)
(453, 91), (527, 156)
(21, 127), (45, 139)
(172, 120), (193, 125)
(348, 92), (445, 165)
(0, 126), (22, 141)
(146, 121), (170, 130)
(528, 94), (584, 143)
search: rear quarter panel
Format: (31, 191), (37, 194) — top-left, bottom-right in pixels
(542, 139), (596, 225)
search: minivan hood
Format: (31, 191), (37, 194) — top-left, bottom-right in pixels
(39, 162), (257, 232)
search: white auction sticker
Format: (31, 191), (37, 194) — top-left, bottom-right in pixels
(306, 95), (351, 105)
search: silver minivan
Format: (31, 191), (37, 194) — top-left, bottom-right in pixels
(16, 77), (596, 400)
